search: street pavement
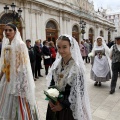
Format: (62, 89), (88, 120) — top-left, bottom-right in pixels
(35, 63), (120, 120)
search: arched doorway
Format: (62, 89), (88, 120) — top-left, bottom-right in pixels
(0, 13), (22, 41)
(72, 25), (79, 42)
(100, 30), (104, 37)
(89, 28), (94, 44)
(46, 20), (58, 44)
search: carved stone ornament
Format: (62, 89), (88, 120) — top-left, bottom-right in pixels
(28, 9), (42, 15)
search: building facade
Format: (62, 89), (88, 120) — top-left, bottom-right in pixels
(0, 0), (115, 45)
(107, 12), (120, 38)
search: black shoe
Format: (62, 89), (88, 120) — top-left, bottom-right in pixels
(45, 72), (48, 75)
(98, 82), (101, 87)
(35, 76), (39, 79)
(34, 78), (37, 81)
(94, 82), (98, 86)
(39, 75), (43, 77)
(109, 89), (115, 94)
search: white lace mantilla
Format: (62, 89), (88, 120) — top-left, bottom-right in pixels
(0, 29), (36, 109)
(53, 59), (91, 120)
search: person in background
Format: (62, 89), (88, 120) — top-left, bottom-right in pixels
(34, 39), (43, 79)
(107, 40), (115, 48)
(89, 36), (111, 86)
(39, 39), (43, 48)
(84, 39), (91, 63)
(42, 40), (52, 75)
(39, 39), (44, 69)
(79, 41), (87, 61)
(26, 39), (36, 81)
(49, 41), (56, 64)
(109, 36), (120, 94)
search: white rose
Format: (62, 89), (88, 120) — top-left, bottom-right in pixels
(47, 88), (59, 97)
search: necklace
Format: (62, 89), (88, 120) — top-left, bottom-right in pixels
(61, 57), (72, 71)
(57, 57), (72, 86)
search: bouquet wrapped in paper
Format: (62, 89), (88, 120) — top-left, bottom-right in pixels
(44, 86), (63, 104)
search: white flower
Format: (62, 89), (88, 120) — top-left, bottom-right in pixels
(47, 88), (59, 97)
(88, 52), (94, 57)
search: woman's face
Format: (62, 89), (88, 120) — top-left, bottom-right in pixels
(5, 26), (16, 40)
(36, 41), (40, 46)
(57, 39), (71, 58)
(97, 38), (102, 46)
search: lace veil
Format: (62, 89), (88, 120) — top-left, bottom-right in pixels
(0, 27), (35, 109)
(46, 34), (92, 120)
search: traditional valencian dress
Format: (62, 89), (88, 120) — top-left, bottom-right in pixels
(46, 34), (92, 120)
(91, 46), (111, 82)
(90, 36), (111, 84)
(46, 58), (75, 120)
(0, 29), (40, 120)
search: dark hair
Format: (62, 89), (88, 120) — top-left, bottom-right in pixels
(6, 24), (16, 31)
(58, 36), (71, 46)
(43, 40), (48, 45)
(26, 39), (31, 42)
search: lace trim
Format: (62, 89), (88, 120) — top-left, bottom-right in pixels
(69, 69), (90, 120)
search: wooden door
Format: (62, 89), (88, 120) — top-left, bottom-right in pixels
(0, 24), (5, 41)
(46, 29), (58, 45)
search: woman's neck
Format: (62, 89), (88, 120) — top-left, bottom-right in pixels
(62, 55), (72, 64)
(9, 39), (12, 45)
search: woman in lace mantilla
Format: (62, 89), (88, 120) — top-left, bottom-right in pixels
(89, 36), (111, 86)
(0, 24), (40, 120)
(46, 35), (92, 120)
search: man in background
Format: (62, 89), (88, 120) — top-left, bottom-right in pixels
(26, 39), (36, 81)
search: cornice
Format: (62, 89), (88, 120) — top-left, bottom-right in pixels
(23, 0), (115, 28)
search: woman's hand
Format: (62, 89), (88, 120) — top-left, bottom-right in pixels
(50, 101), (63, 112)
(49, 101), (55, 108)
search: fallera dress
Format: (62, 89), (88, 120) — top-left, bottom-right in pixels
(0, 43), (40, 120)
(91, 46), (111, 82)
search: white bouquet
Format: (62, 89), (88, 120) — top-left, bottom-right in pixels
(44, 86), (63, 104)
(47, 88), (59, 98)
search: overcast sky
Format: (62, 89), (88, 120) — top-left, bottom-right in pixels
(93, 0), (120, 11)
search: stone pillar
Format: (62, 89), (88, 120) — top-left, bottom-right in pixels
(40, 12), (46, 41)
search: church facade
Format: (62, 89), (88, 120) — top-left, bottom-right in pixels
(0, 0), (115, 45)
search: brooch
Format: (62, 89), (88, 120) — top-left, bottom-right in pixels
(58, 74), (64, 79)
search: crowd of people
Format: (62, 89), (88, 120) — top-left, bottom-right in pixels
(26, 38), (57, 81)
(0, 23), (120, 120)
